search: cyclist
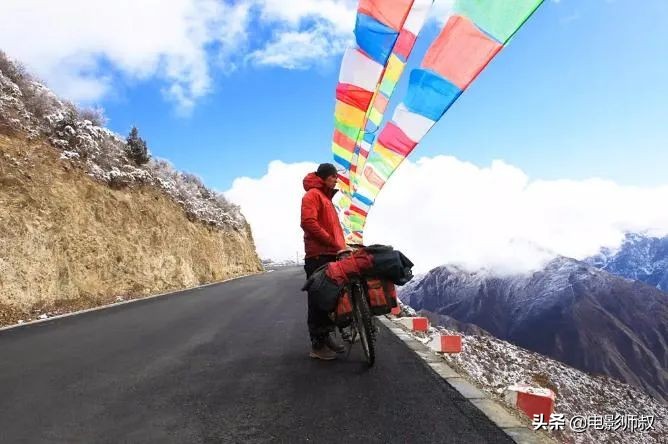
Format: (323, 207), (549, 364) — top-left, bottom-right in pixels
(301, 163), (347, 360)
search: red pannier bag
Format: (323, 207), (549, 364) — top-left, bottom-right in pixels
(365, 278), (398, 316)
(333, 289), (353, 327)
(325, 249), (374, 285)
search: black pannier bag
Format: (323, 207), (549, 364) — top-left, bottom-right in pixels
(363, 244), (414, 286)
(301, 266), (342, 312)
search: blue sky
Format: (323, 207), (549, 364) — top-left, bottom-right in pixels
(3, 0), (667, 191)
(98, 0), (668, 190)
(3, 0), (668, 267)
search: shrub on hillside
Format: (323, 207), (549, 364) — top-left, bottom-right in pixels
(23, 85), (59, 121)
(0, 51), (58, 121)
(0, 51), (29, 90)
(95, 134), (128, 171)
(0, 52), (247, 230)
(50, 104), (85, 152)
(78, 107), (107, 127)
(125, 126), (150, 165)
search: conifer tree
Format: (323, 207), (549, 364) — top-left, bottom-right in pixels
(125, 126), (150, 165)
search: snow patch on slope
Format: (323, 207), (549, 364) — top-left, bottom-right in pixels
(393, 313), (667, 444)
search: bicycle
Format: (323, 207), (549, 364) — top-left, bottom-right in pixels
(335, 248), (377, 367)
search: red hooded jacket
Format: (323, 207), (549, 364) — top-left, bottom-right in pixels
(301, 172), (346, 258)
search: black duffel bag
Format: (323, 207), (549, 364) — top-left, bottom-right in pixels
(364, 244), (414, 286)
(301, 267), (342, 312)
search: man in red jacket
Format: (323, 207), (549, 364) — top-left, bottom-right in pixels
(301, 163), (347, 360)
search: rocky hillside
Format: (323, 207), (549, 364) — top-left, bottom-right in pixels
(586, 233), (668, 292)
(0, 52), (262, 326)
(399, 257), (668, 403)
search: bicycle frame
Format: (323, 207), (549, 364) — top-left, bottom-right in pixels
(342, 276), (376, 366)
(336, 248), (377, 366)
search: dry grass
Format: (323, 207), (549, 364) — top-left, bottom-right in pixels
(0, 135), (262, 326)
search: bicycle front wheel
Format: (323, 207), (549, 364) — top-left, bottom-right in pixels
(352, 282), (375, 367)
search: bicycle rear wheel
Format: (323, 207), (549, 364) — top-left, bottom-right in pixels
(352, 283), (375, 367)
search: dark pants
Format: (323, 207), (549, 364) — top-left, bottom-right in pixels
(305, 255), (337, 344)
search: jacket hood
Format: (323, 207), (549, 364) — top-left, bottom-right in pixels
(303, 172), (324, 191)
(303, 172), (338, 198)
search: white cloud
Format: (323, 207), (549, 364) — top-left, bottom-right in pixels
(225, 156), (668, 275)
(0, 0), (457, 109)
(248, 0), (455, 70)
(248, 23), (352, 69)
(254, 0), (355, 34)
(246, 0), (458, 71)
(0, 0), (250, 112)
(44, 57), (114, 103)
(247, 0), (355, 69)
(0, 0), (357, 108)
(225, 160), (317, 261)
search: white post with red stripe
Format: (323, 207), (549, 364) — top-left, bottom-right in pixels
(504, 384), (556, 420)
(396, 316), (429, 332)
(429, 334), (462, 353)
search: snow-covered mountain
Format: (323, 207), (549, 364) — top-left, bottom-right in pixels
(399, 257), (668, 402)
(585, 233), (668, 292)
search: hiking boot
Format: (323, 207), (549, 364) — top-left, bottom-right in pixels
(324, 334), (345, 353)
(309, 343), (337, 360)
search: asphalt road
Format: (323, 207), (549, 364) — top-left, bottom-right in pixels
(0, 267), (512, 443)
